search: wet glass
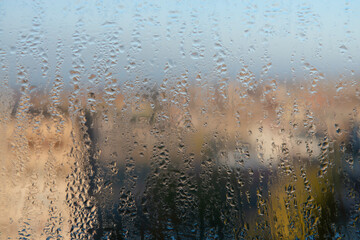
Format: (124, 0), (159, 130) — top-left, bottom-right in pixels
(0, 0), (359, 239)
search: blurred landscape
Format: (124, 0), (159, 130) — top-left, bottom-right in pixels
(1, 0), (360, 239)
(1, 79), (360, 239)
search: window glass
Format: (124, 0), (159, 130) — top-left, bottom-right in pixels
(0, 1), (359, 239)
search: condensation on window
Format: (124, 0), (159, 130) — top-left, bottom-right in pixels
(0, 1), (359, 239)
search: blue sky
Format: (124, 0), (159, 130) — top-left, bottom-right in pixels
(0, 0), (359, 87)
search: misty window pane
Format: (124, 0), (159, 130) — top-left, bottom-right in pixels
(0, 1), (359, 239)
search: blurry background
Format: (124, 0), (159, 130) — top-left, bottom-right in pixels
(0, 0), (359, 239)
